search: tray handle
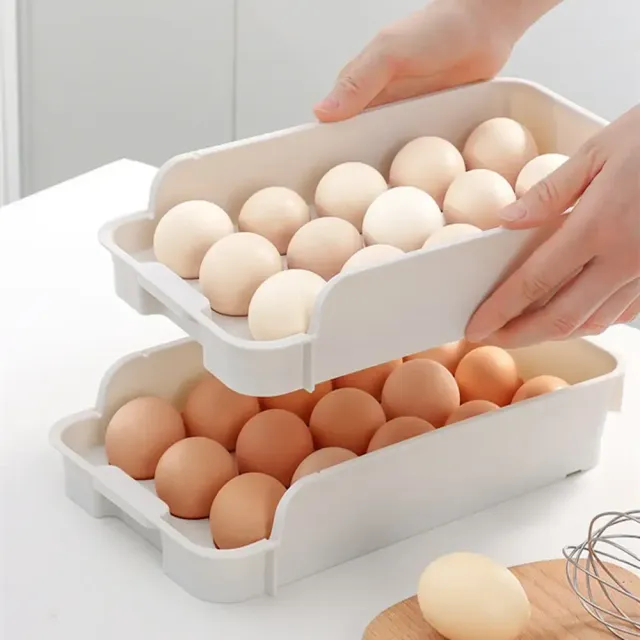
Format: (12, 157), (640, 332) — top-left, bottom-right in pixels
(93, 466), (168, 529)
(137, 262), (208, 331)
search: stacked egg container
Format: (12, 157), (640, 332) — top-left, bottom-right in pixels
(50, 78), (626, 603)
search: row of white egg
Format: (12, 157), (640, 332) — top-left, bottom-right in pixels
(152, 117), (569, 342)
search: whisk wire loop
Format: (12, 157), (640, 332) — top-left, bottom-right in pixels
(563, 510), (640, 639)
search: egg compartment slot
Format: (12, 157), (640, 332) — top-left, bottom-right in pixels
(50, 335), (624, 604)
(98, 78), (608, 398)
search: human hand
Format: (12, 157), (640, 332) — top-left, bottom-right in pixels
(466, 105), (640, 347)
(314, 0), (517, 122)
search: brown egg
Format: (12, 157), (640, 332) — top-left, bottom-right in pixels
(210, 472), (286, 550)
(455, 346), (521, 407)
(260, 380), (333, 423)
(404, 340), (469, 374)
(381, 359), (460, 428)
(235, 409), (314, 486)
(309, 388), (386, 455)
(291, 447), (357, 483)
(105, 396), (185, 480)
(511, 375), (569, 403)
(367, 416), (435, 452)
(445, 400), (500, 426)
(333, 359), (403, 401)
(154, 437), (237, 519)
(182, 374), (260, 451)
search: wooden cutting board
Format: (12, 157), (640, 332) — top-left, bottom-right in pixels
(363, 559), (639, 639)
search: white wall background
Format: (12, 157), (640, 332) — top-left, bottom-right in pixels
(13, 0), (640, 195)
(16, 0), (235, 195)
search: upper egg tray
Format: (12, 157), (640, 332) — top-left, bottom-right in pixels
(99, 78), (608, 397)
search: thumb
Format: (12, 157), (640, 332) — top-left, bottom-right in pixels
(314, 48), (393, 123)
(499, 152), (593, 229)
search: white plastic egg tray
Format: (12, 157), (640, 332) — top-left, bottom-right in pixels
(50, 337), (624, 604)
(98, 78), (608, 397)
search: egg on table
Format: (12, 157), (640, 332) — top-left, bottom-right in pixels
(417, 552), (531, 640)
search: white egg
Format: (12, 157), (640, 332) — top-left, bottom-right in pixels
(238, 186), (310, 254)
(417, 552), (531, 640)
(389, 136), (466, 207)
(153, 200), (234, 278)
(286, 217), (363, 280)
(341, 244), (404, 273)
(362, 186), (444, 252)
(515, 153), (569, 197)
(463, 117), (538, 186)
(199, 232), (282, 316)
(443, 169), (516, 230)
(422, 223), (483, 249)
(248, 269), (327, 341)
(314, 162), (388, 231)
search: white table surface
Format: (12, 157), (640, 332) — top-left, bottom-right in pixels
(1, 159), (638, 640)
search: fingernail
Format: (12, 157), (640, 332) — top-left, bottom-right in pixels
(500, 201), (527, 222)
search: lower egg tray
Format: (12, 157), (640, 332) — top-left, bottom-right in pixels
(50, 337), (624, 604)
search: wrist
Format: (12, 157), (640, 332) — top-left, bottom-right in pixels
(458, 0), (563, 43)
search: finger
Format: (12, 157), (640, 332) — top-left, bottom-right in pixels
(466, 212), (594, 342)
(574, 279), (640, 337)
(499, 144), (602, 229)
(314, 44), (394, 122)
(367, 63), (482, 108)
(480, 260), (634, 348)
(617, 295), (640, 325)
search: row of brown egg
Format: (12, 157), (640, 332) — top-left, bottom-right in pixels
(104, 339), (569, 549)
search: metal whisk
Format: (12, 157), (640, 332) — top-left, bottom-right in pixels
(563, 510), (640, 638)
